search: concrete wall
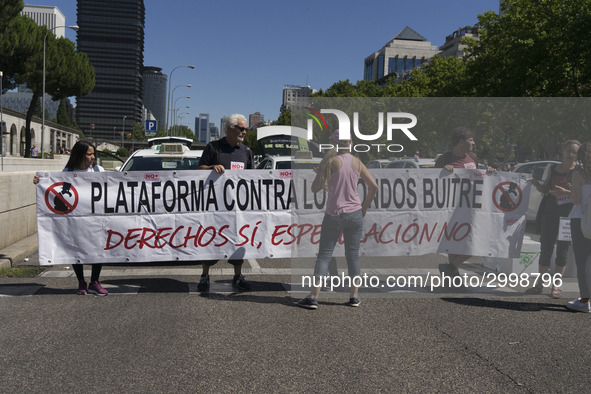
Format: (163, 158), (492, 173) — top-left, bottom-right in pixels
(1, 156), (69, 172)
(0, 157), (69, 249)
(0, 171), (38, 249)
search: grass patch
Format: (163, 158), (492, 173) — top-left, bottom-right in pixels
(0, 266), (46, 278)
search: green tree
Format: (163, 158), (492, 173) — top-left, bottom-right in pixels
(0, 0), (23, 38)
(243, 129), (261, 154)
(127, 123), (148, 141)
(273, 109), (291, 125)
(0, 14), (95, 157)
(465, 0), (591, 97)
(391, 56), (470, 97)
(175, 125), (197, 141)
(55, 98), (70, 127)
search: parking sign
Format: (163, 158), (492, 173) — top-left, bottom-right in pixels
(145, 120), (157, 136)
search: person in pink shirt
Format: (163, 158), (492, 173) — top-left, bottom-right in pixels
(297, 130), (378, 309)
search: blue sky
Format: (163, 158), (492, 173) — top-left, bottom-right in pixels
(32, 0), (501, 130)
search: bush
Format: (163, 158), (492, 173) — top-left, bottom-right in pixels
(117, 147), (130, 157)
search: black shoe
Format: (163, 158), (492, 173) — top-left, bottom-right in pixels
(297, 297), (318, 309)
(232, 275), (251, 291)
(197, 275), (210, 292)
(345, 297), (360, 307)
(438, 263), (460, 277)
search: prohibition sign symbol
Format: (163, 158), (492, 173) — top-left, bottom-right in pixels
(45, 182), (79, 215)
(492, 181), (522, 212)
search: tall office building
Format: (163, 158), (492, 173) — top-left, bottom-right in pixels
(21, 5), (66, 36)
(363, 26), (439, 83)
(220, 116), (229, 138)
(76, 0), (145, 140)
(439, 25), (479, 58)
(209, 124), (219, 141)
(249, 112), (264, 128)
(195, 114), (210, 144)
(281, 85), (317, 112)
(142, 66), (167, 130)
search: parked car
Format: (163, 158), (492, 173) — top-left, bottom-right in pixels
(384, 158), (437, 169)
(366, 159), (392, 169)
(512, 160), (560, 221)
(117, 137), (202, 172)
(256, 151), (322, 170)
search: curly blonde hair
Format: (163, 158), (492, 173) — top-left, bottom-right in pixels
(316, 148), (338, 190)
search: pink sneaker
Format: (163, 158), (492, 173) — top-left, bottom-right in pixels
(76, 280), (88, 295)
(88, 281), (108, 296)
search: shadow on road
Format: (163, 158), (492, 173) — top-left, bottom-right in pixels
(441, 297), (569, 312)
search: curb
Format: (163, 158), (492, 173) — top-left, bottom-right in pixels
(0, 234), (39, 268)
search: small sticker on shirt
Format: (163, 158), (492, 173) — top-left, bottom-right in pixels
(556, 195), (571, 205)
(464, 163), (477, 169)
(231, 161), (245, 170)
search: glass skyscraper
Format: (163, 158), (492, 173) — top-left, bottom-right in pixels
(142, 67), (167, 130)
(76, 0), (145, 140)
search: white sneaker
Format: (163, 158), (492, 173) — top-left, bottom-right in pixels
(565, 298), (591, 313)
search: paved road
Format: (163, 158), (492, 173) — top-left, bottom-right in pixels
(1, 252), (590, 392)
(2, 222), (589, 392)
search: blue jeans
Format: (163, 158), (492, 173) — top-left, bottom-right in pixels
(314, 210), (364, 278)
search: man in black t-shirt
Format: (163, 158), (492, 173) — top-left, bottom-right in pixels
(197, 113), (253, 292)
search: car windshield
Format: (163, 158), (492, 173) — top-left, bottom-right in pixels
(121, 156), (200, 171)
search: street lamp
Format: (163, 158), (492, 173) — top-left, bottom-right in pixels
(177, 112), (190, 136)
(42, 25), (78, 158)
(173, 106), (190, 136)
(169, 84), (191, 135)
(172, 96), (190, 134)
(165, 65), (195, 133)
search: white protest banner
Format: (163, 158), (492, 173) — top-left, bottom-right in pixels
(36, 169), (529, 265)
(292, 168), (530, 259)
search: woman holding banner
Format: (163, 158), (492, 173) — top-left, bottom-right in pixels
(566, 142), (591, 312)
(527, 140), (580, 298)
(297, 130), (378, 309)
(33, 140), (108, 296)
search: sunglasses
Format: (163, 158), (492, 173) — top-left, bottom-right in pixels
(233, 125), (248, 132)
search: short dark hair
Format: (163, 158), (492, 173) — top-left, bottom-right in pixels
(450, 127), (474, 147)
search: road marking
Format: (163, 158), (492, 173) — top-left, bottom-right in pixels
(247, 258), (260, 270)
(104, 283), (140, 295)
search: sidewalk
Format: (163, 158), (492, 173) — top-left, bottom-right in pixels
(0, 234), (38, 268)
